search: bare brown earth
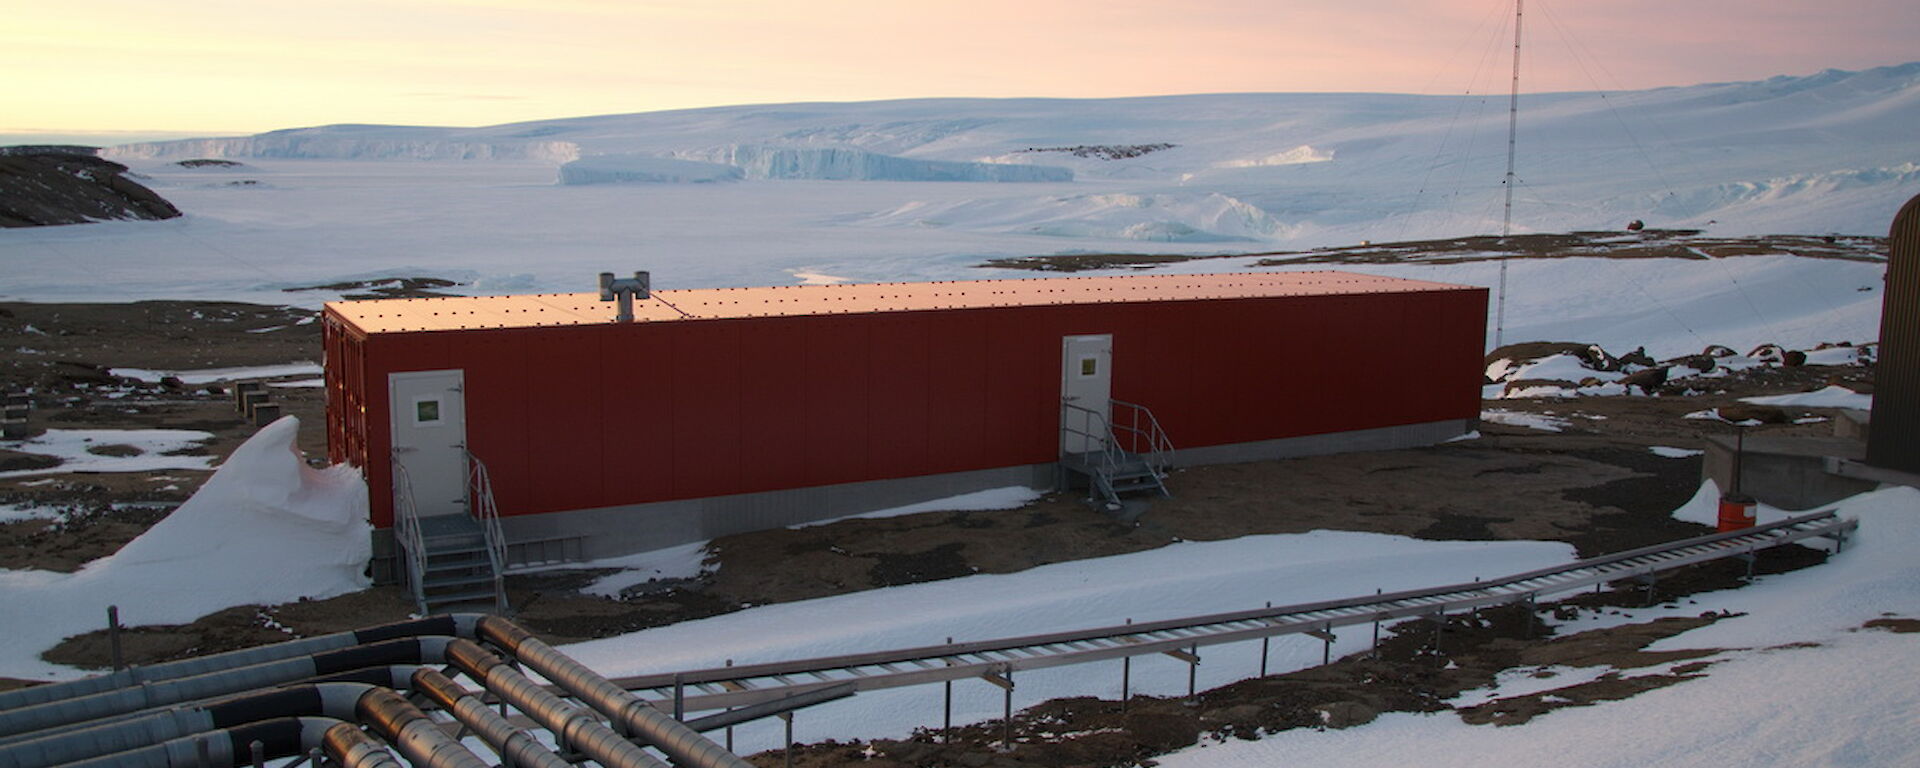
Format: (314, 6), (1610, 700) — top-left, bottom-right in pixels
(0, 244), (1886, 760)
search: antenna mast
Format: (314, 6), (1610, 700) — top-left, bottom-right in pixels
(1494, 0), (1523, 349)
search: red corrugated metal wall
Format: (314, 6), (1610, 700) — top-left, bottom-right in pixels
(336, 288), (1486, 529)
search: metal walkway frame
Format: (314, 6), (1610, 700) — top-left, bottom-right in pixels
(612, 509), (1857, 714)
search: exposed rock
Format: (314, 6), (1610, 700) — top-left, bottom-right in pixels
(1503, 378), (1580, 396)
(174, 159), (246, 169)
(0, 152), (181, 227)
(1485, 342), (1620, 376)
(1703, 344), (1737, 358)
(1620, 367), (1670, 391)
(1673, 354), (1717, 373)
(1717, 404), (1791, 424)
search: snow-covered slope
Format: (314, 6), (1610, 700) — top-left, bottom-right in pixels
(100, 63), (1920, 236)
(0, 64), (1903, 358)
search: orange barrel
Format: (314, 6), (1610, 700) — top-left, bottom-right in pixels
(1717, 494), (1756, 532)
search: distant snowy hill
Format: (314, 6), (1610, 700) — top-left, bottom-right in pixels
(0, 64), (1901, 358)
(103, 63), (1920, 239)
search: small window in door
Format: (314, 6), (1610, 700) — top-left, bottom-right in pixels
(413, 397), (443, 426)
(1078, 356), (1099, 378)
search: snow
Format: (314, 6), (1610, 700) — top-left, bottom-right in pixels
(1497, 354), (1625, 384)
(1480, 409), (1571, 432)
(0, 502), (67, 524)
(109, 362), (323, 385)
(1649, 446), (1706, 459)
(559, 155), (742, 185)
(0, 428), (216, 478)
(0, 62), (1914, 760)
(792, 486), (1043, 528)
(0, 65), (1899, 357)
(0, 417), (369, 680)
(1803, 346), (1870, 366)
(1155, 485), (1920, 768)
(561, 532), (1574, 754)
(1741, 385), (1872, 409)
(693, 145), (1074, 182)
(569, 542), (712, 599)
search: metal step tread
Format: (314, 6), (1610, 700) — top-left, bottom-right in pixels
(423, 587), (498, 606)
(424, 571), (497, 589)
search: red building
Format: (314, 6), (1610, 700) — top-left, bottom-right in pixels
(324, 271), (1485, 573)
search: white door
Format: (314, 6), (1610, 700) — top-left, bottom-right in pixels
(390, 370), (468, 518)
(1060, 335), (1113, 455)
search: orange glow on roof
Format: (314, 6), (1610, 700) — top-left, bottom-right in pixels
(325, 271), (1480, 335)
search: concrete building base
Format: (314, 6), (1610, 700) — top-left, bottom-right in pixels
(1701, 433), (1881, 511)
(371, 418), (1472, 579)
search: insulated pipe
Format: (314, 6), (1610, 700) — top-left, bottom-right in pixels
(37, 689), (485, 768)
(0, 638), (453, 740)
(0, 615), (480, 712)
(411, 667), (574, 768)
(354, 687), (492, 768)
(444, 638), (670, 768)
(0, 668), (422, 751)
(54, 716), (380, 768)
(326, 722), (408, 768)
(0, 682), (404, 768)
(0, 683), (359, 768)
(474, 616), (753, 768)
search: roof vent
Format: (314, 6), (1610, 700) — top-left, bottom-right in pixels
(598, 271), (651, 323)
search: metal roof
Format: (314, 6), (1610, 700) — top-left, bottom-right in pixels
(325, 271), (1480, 335)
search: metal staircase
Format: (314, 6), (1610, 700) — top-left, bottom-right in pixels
(392, 451), (509, 615)
(1060, 398), (1173, 507)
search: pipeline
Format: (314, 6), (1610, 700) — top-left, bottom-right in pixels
(53, 716), (387, 768)
(0, 683), (364, 768)
(354, 687), (491, 768)
(475, 616), (754, 768)
(0, 680), (501, 768)
(444, 638), (670, 768)
(410, 667), (573, 768)
(0, 638), (452, 741)
(0, 667), (423, 753)
(0, 614), (479, 712)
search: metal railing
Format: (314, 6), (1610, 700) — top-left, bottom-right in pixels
(1060, 399), (1174, 502)
(1109, 399), (1173, 476)
(465, 450), (509, 615)
(607, 508), (1858, 714)
(390, 458), (429, 616)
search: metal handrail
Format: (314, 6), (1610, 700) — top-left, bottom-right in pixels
(390, 458), (429, 616)
(465, 450), (509, 615)
(1060, 399), (1174, 502)
(1110, 398), (1173, 476)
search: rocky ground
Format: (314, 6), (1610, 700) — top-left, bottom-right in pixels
(0, 148), (182, 228)
(0, 289), (1881, 766)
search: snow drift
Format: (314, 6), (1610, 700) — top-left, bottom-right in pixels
(0, 416), (370, 680)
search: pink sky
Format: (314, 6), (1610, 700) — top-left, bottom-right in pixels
(7, 0), (1917, 137)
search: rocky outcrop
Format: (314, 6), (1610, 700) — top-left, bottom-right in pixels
(0, 150), (181, 227)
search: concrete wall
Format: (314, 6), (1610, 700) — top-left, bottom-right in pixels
(369, 417), (1470, 579)
(1701, 434), (1878, 511)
